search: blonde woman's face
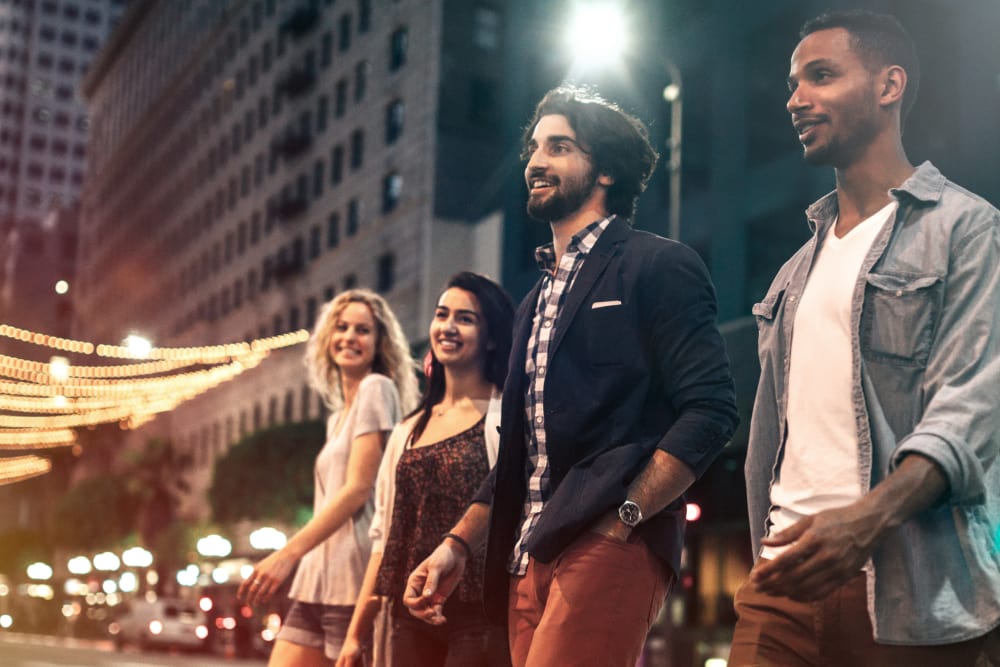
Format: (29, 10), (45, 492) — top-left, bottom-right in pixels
(329, 302), (378, 378)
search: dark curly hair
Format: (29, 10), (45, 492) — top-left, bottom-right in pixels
(521, 86), (659, 223)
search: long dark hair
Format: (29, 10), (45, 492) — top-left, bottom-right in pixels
(408, 272), (515, 444)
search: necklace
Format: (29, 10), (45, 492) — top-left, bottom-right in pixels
(433, 402), (456, 417)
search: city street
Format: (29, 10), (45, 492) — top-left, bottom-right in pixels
(0, 633), (267, 667)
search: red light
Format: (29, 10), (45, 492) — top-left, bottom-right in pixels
(685, 503), (702, 522)
(240, 605), (253, 618)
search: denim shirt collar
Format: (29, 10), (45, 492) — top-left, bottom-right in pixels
(804, 161), (945, 235)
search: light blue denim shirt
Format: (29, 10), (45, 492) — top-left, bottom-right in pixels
(747, 161), (1000, 644)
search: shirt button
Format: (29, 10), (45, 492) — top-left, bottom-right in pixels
(535, 416), (543, 424)
(537, 366), (545, 376)
(543, 320), (553, 328)
(894, 290), (903, 297)
(788, 295), (797, 303)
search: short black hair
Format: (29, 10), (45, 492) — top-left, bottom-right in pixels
(521, 86), (659, 223)
(801, 10), (920, 124)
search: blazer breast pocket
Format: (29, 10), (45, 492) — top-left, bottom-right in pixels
(586, 301), (625, 366)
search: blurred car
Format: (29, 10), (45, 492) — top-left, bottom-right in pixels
(108, 598), (209, 652)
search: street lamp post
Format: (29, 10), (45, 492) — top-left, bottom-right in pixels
(662, 61), (683, 241)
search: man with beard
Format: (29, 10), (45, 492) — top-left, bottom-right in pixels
(730, 10), (1000, 666)
(402, 87), (738, 666)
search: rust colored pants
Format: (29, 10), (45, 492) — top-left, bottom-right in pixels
(729, 568), (989, 666)
(507, 531), (671, 667)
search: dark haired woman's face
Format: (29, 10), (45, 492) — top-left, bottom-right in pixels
(430, 288), (485, 373)
(524, 114), (600, 223)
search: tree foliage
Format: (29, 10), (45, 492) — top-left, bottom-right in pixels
(209, 421), (325, 525)
(50, 473), (137, 551)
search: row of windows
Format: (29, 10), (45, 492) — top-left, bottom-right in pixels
(36, 24), (101, 51)
(0, 129), (85, 154)
(38, 0), (104, 25)
(35, 51), (92, 75)
(173, 250), (396, 341)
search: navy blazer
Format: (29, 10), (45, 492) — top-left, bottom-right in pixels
(478, 217), (738, 622)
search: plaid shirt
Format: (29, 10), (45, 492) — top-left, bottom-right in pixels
(509, 216), (612, 575)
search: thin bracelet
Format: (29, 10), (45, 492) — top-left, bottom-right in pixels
(442, 532), (473, 559)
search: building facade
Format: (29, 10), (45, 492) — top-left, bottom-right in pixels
(75, 0), (506, 517)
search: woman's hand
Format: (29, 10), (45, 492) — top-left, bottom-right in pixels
(237, 550), (295, 607)
(334, 634), (367, 667)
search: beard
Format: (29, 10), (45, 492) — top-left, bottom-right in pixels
(803, 91), (882, 168)
(526, 166), (600, 223)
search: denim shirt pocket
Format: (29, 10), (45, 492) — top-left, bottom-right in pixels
(752, 285), (786, 354)
(861, 272), (942, 367)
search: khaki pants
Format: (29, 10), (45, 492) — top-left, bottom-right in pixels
(729, 568), (988, 667)
(507, 531), (671, 667)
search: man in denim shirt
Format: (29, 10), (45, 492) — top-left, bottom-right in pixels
(730, 10), (1000, 666)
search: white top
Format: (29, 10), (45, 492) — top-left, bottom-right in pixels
(764, 202), (896, 558)
(369, 391), (501, 554)
(288, 373), (401, 604)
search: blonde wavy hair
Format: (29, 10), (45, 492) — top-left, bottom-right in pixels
(305, 289), (418, 413)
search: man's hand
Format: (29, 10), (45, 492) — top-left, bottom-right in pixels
(752, 504), (882, 601)
(589, 509), (631, 543)
(402, 540), (467, 625)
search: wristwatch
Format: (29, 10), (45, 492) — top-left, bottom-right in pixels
(618, 500), (643, 528)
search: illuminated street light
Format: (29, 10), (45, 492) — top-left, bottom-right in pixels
(26, 562), (53, 580)
(122, 546), (153, 568)
(93, 551), (121, 572)
(49, 356), (70, 383)
(250, 526), (287, 550)
(564, 2), (628, 72)
(197, 534), (232, 558)
(119, 572), (138, 593)
(67, 555), (92, 575)
(123, 334), (153, 359)
(54, 280), (69, 295)
(176, 564), (200, 587)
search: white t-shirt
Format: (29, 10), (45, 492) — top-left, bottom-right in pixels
(288, 373), (401, 605)
(763, 201), (896, 558)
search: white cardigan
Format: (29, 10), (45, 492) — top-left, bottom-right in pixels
(369, 392), (501, 554)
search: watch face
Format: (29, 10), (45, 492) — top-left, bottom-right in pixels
(619, 501), (642, 526)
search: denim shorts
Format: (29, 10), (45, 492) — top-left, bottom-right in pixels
(276, 600), (353, 660)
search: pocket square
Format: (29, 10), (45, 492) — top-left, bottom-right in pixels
(591, 300), (622, 309)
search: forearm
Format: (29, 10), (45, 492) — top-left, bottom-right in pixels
(445, 501), (490, 553)
(856, 453), (948, 538)
(284, 484), (371, 560)
(345, 550), (384, 643)
(627, 449), (696, 518)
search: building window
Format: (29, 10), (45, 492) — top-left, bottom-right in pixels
(321, 31), (333, 68)
(358, 0), (372, 32)
(350, 130), (364, 169)
(354, 60), (369, 102)
(385, 100), (404, 144)
(390, 28), (408, 71)
(331, 145), (344, 184)
(306, 297), (318, 328)
(347, 199), (360, 236)
(344, 274), (358, 289)
(327, 213), (340, 248)
(376, 253), (395, 293)
(317, 95), (328, 133)
(339, 14), (352, 52)
(309, 225), (321, 259)
(335, 79), (348, 117)
(382, 172), (402, 213)
(313, 159), (325, 197)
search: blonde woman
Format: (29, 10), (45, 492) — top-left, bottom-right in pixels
(239, 289), (417, 667)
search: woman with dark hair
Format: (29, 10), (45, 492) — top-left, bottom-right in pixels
(337, 272), (514, 667)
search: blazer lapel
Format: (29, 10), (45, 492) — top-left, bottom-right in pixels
(548, 219), (629, 358)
